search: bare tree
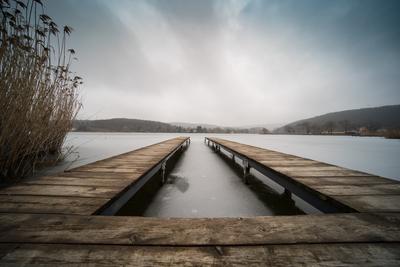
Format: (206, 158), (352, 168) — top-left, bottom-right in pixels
(338, 120), (350, 132)
(284, 125), (295, 134)
(298, 122), (311, 134)
(323, 121), (336, 134)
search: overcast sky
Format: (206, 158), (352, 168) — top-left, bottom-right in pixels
(46, 0), (400, 126)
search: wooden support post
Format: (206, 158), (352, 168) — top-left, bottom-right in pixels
(284, 188), (292, 198)
(161, 161), (167, 184)
(243, 159), (250, 185)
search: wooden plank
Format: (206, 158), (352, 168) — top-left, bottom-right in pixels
(0, 243), (399, 266)
(0, 213), (398, 245)
(23, 176), (132, 187)
(254, 156), (301, 161)
(0, 195), (108, 215)
(259, 160), (325, 167)
(60, 171), (142, 179)
(313, 184), (400, 196)
(0, 244), (19, 261)
(71, 167), (157, 173)
(74, 164), (148, 169)
(249, 155), (295, 161)
(285, 169), (372, 177)
(0, 184), (120, 198)
(74, 163), (150, 168)
(294, 176), (395, 186)
(334, 195), (400, 213)
(274, 166), (355, 172)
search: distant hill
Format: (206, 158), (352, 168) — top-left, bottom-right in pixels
(275, 105), (400, 134)
(72, 118), (261, 133)
(73, 105), (400, 135)
(73, 118), (181, 132)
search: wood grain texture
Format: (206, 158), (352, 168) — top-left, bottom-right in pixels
(23, 176), (133, 187)
(60, 171), (143, 179)
(313, 183), (400, 196)
(0, 213), (398, 245)
(334, 195), (400, 213)
(1, 243), (399, 266)
(0, 195), (108, 215)
(286, 170), (372, 177)
(293, 176), (394, 186)
(0, 184), (121, 198)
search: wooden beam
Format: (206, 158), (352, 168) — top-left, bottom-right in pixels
(0, 195), (108, 215)
(0, 213), (398, 246)
(0, 243), (399, 266)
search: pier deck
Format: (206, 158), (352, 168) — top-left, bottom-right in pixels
(0, 137), (399, 265)
(0, 137), (189, 216)
(206, 137), (400, 213)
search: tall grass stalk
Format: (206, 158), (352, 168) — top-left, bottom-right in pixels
(0, 0), (82, 181)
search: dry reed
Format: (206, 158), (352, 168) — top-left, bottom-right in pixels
(0, 0), (81, 181)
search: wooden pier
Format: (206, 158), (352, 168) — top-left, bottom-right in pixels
(0, 137), (190, 216)
(205, 137), (400, 213)
(0, 136), (399, 265)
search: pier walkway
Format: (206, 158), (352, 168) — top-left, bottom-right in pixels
(0, 137), (399, 265)
(0, 137), (189, 216)
(206, 137), (400, 213)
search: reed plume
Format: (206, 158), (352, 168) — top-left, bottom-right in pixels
(0, 0), (82, 181)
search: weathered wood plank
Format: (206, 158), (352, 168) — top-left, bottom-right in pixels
(71, 167), (157, 173)
(313, 184), (400, 196)
(334, 195), (400, 213)
(0, 195), (108, 215)
(0, 243), (399, 266)
(23, 176), (132, 187)
(294, 176), (395, 186)
(259, 160), (325, 167)
(274, 166), (357, 172)
(0, 213), (398, 245)
(0, 184), (120, 198)
(73, 164), (148, 170)
(285, 170), (372, 177)
(60, 171), (142, 179)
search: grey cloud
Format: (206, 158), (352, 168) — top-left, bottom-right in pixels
(44, 0), (400, 125)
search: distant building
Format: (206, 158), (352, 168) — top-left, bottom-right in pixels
(358, 127), (369, 135)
